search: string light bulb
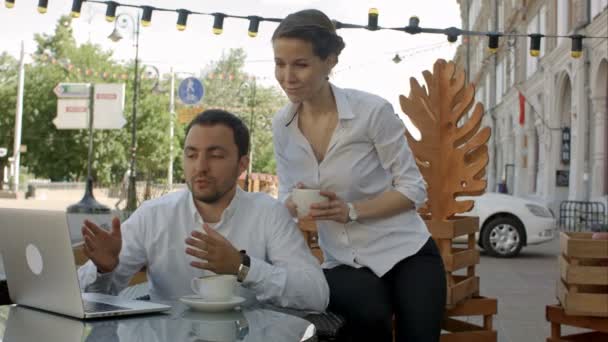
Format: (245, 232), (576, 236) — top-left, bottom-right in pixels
(37, 0), (48, 13)
(367, 8), (379, 31)
(176, 9), (190, 31)
(141, 6), (154, 27)
(248, 16), (261, 37)
(71, 0), (83, 18)
(5, 0), (14, 9)
(404, 16), (421, 34)
(213, 13), (226, 35)
(105, 1), (118, 22)
(529, 34), (543, 57)
(487, 33), (500, 53)
(571, 34), (583, 58)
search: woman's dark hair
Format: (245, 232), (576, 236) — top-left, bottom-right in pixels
(185, 109), (250, 158)
(272, 9), (345, 60)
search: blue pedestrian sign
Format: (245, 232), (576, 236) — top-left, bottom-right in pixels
(178, 77), (204, 105)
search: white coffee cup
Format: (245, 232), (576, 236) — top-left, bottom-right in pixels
(291, 189), (328, 218)
(190, 274), (237, 302)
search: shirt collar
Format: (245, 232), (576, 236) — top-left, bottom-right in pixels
(186, 186), (243, 226)
(282, 83), (355, 126)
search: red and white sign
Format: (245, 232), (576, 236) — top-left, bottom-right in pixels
(93, 83), (126, 129)
(53, 99), (89, 129)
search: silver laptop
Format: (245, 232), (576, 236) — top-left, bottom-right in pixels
(0, 208), (171, 319)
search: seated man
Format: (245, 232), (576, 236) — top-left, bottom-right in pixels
(78, 109), (329, 311)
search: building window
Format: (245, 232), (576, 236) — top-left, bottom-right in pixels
(498, 0), (504, 31)
(526, 16), (538, 78)
(468, 0), (482, 30)
(557, 0), (570, 45)
(496, 60), (504, 103)
(591, 0), (608, 18)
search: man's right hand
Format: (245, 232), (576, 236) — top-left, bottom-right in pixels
(82, 217), (122, 274)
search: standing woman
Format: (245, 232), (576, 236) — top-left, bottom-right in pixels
(271, 9), (446, 342)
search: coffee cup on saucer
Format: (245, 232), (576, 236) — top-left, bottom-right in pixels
(191, 274), (237, 302)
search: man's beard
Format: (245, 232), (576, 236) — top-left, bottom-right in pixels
(188, 167), (239, 204)
(190, 181), (235, 204)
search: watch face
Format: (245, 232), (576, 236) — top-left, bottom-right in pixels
(348, 203), (357, 221)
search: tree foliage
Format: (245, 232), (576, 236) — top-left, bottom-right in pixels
(0, 18), (285, 193)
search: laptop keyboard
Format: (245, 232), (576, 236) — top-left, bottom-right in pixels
(83, 300), (130, 313)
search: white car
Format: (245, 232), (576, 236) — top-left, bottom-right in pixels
(455, 192), (556, 257)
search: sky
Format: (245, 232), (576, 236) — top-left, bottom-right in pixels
(0, 0), (462, 130)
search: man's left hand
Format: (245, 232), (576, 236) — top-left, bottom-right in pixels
(185, 223), (242, 275)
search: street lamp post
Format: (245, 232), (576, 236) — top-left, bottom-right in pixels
(167, 69), (197, 191)
(109, 13), (140, 212)
(244, 77), (256, 192)
(237, 78), (257, 192)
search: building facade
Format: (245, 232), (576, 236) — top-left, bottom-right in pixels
(454, 0), (607, 211)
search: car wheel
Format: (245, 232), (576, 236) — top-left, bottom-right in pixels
(481, 217), (524, 258)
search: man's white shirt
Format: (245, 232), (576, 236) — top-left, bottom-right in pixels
(78, 187), (329, 312)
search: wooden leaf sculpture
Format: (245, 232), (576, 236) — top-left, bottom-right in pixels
(400, 59), (491, 222)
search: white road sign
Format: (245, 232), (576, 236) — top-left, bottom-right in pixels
(53, 99), (89, 129)
(53, 83), (90, 98)
(93, 83), (126, 129)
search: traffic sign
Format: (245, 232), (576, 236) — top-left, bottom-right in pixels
(178, 106), (205, 124)
(93, 83), (126, 129)
(0, 147), (7, 157)
(53, 99), (89, 129)
(178, 77), (204, 105)
(53, 83), (91, 98)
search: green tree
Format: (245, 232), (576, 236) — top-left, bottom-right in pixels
(194, 48), (287, 174)
(0, 15), (172, 189)
(0, 52), (19, 188)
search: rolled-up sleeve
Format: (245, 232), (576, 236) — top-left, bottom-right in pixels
(369, 102), (427, 208)
(242, 204), (329, 312)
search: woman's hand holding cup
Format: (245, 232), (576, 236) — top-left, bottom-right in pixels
(309, 191), (350, 223)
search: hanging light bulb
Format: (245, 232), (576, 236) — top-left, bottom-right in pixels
(392, 54), (402, 64)
(367, 8), (379, 31)
(141, 6), (154, 27)
(487, 33), (500, 53)
(445, 27), (462, 43)
(71, 0), (83, 18)
(404, 16), (421, 34)
(529, 34), (543, 57)
(176, 9), (190, 31)
(5, 0), (15, 9)
(105, 1), (118, 22)
(571, 34), (583, 58)
(248, 16), (261, 37)
(37, 0), (48, 13)
(213, 13), (226, 35)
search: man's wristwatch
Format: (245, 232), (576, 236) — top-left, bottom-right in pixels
(347, 202), (358, 222)
(237, 250), (250, 283)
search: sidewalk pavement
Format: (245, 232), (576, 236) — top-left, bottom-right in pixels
(0, 188), (116, 211)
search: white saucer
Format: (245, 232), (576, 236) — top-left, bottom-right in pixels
(179, 295), (245, 312)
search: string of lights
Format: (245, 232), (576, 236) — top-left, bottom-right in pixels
(4, 0), (607, 59)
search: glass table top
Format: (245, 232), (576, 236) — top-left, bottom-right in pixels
(0, 301), (316, 342)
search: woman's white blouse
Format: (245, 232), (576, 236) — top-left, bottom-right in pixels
(272, 84), (431, 277)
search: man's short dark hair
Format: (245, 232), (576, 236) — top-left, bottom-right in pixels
(185, 109), (250, 158)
